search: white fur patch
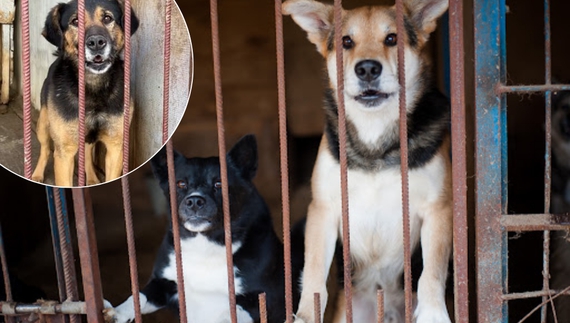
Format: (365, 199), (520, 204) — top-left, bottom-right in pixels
(160, 234), (251, 323)
(112, 293), (161, 323)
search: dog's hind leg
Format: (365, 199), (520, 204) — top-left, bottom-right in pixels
(31, 107), (51, 183)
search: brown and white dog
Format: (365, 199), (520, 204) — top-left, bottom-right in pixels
(283, 0), (452, 322)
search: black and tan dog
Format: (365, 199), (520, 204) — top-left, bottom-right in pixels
(31, 0), (139, 186)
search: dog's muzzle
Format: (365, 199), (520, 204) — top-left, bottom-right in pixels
(353, 60), (392, 107)
(85, 33), (112, 74)
(178, 193), (217, 232)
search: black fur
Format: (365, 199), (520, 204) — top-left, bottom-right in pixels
(324, 87), (450, 171)
(143, 135), (304, 323)
(40, 0), (139, 142)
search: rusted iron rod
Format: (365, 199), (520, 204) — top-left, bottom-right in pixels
(313, 293), (321, 323)
(46, 188), (68, 303)
(448, 0), (470, 321)
(162, 0), (172, 143)
(395, 0), (412, 322)
(72, 189), (104, 323)
(77, 0), (86, 186)
(0, 302), (87, 315)
(122, 0), (133, 175)
(20, 0), (32, 179)
(501, 213), (570, 231)
(502, 289), (570, 301)
(274, 0), (294, 321)
(166, 140), (188, 323)
(53, 188), (80, 323)
(332, 1), (353, 322)
(376, 290), (384, 323)
(209, 0), (238, 321)
(496, 84), (570, 94)
(259, 293), (268, 323)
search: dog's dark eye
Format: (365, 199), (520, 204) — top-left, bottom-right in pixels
(176, 180), (187, 189)
(342, 36), (354, 50)
(103, 15), (114, 24)
(71, 18), (79, 27)
(214, 181), (222, 189)
(384, 33), (397, 47)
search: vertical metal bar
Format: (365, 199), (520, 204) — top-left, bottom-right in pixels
(448, 0), (469, 322)
(274, 0), (293, 322)
(332, 1), (353, 322)
(165, 140), (187, 323)
(474, 0), (507, 322)
(54, 189), (80, 323)
(46, 187), (68, 304)
(259, 293), (267, 323)
(313, 293), (321, 323)
(0, 222), (15, 323)
(72, 189), (104, 323)
(20, 0), (32, 179)
(542, 1), (553, 321)
(162, 0), (172, 144)
(209, 0), (238, 322)
(122, 0), (132, 174)
(77, 0), (86, 186)
(376, 289), (384, 323)
(121, 178), (142, 323)
(394, 0), (412, 322)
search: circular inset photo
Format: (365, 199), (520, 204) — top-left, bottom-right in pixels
(0, 0), (193, 187)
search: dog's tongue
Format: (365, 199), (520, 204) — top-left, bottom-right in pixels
(94, 55), (103, 63)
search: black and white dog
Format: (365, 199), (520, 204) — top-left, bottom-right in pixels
(108, 135), (304, 323)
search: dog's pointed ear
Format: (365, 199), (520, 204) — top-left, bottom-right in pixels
(116, 0), (140, 35)
(404, 0), (448, 41)
(283, 0), (335, 55)
(151, 147), (185, 190)
(42, 3), (67, 48)
(227, 134), (258, 181)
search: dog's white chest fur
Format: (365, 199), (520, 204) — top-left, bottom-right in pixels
(161, 234), (252, 323)
(316, 146), (446, 284)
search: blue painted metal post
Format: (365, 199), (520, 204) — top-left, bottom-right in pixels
(474, 0), (508, 322)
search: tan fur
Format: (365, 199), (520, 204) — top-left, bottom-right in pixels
(284, 1), (451, 322)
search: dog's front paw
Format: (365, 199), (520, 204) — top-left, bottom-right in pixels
(413, 305), (451, 323)
(291, 313), (308, 323)
(103, 301), (116, 323)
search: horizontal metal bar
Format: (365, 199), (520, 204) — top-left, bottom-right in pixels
(502, 289), (570, 301)
(496, 83), (570, 94)
(501, 214), (570, 231)
(0, 302), (86, 315)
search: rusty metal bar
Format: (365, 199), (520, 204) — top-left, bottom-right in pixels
(209, 0), (238, 322)
(541, 1), (554, 321)
(517, 285), (570, 323)
(53, 189), (80, 323)
(332, 1), (353, 322)
(20, 0), (32, 179)
(503, 289), (570, 301)
(394, 0), (412, 322)
(165, 140), (187, 323)
(0, 301), (87, 315)
(0, 222), (15, 323)
(121, 178), (142, 323)
(259, 293), (267, 323)
(274, 1), (294, 321)
(162, 0), (172, 143)
(448, 0), (469, 322)
(501, 213), (570, 231)
(46, 188), (68, 305)
(122, 0), (133, 175)
(72, 189), (104, 323)
(474, 0), (508, 322)
(77, 0), (86, 186)
(376, 290), (384, 323)
(496, 84), (570, 94)
(313, 293), (321, 323)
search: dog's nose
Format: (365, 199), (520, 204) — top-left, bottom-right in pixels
(86, 35), (107, 51)
(355, 60), (382, 82)
(185, 196), (206, 211)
